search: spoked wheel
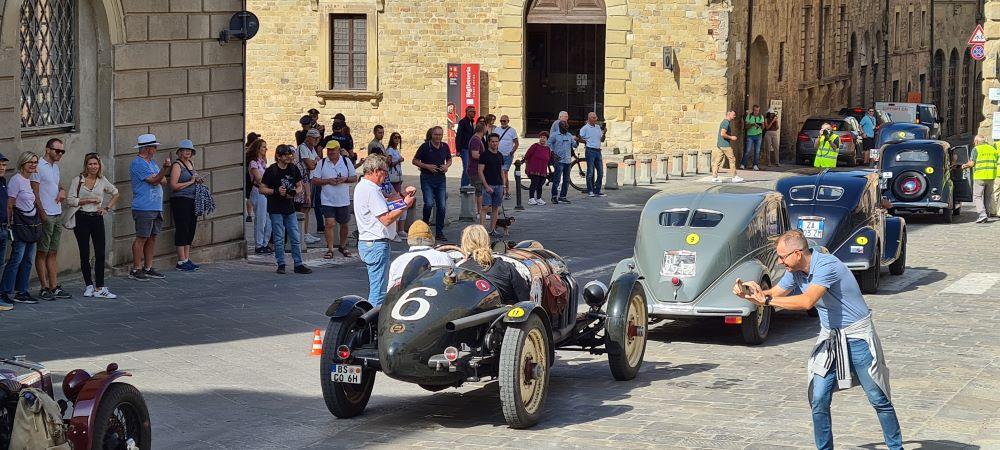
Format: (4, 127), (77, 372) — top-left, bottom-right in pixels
(568, 158), (588, 192)
(499, 314), (550, 429)
(90, 383), (152, 450)
(607, 286), (648, 380)
(320, 308), (376, 418)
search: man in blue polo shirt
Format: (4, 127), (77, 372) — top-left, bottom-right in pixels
(733, 230), (902, 450)
(574, 111), (606, 197)
(129, 134), (172, 281)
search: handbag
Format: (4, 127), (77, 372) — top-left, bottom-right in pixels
(12, 205), (41, 243)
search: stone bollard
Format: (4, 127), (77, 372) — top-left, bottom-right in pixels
(622, 159), (636, 186)
(671, 152), (684, 177)
(686, 150), (699, 175)
(605, 162), (620, 190)
(458, 186), (477, 222)
(698, 150), (712, 174)
(639, 157), (653, 185)
(656, 155), (670, 181)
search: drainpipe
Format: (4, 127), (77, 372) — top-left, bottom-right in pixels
(929, 0), (935, 103)
(742, 0), (755, 116)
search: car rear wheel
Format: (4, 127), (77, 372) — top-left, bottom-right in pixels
(499, 314), (550, 429)
(320, 309), (376, 419)
(606, 286), (648, 381)
(858, 263), (881, 294)
(740, 280), (772, 345)
(90, 382), (152, 450)
(940, 204), (954, 223)
(889, 234), (907, 276)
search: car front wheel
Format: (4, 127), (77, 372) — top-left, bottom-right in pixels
(499, 314), (550, 429)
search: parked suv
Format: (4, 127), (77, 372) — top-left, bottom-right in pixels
(795, 115), (864, 166)
(838, 107), (893, 133)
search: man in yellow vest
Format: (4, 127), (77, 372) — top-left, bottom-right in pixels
(963, 135), (996, 223)
(813, 123), (840, 168)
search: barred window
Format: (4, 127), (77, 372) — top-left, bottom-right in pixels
(330, 14), (367, 90)
(19, 0), (76, 131)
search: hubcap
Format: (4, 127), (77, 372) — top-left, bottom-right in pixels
(519, 328), (547, 414)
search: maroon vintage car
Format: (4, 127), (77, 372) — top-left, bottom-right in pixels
(0, 356), (151, 450)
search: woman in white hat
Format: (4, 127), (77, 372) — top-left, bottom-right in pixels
(170, 139), (203, 271)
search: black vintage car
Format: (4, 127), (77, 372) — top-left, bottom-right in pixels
(319, 242), (648, 429)
(872, 123), (930, 162)
(878, 140), (973, 222)
(777, 170), (907, 293)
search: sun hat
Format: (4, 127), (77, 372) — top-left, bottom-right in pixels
(306, 129), (321, 138)
(407, 220), (434, 246)
(177, 139), (196, 155)
(133, 133), (161, 148)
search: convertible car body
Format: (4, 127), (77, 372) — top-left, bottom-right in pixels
(610, 186), (789, 344)
(320, 242), (648, 429)
(776, 169), (907, 293)
(878, 140), (973, 222)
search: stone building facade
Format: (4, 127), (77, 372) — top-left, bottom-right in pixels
(978, 0), (999, 138)
(0, 0), (247, 274)
(933, 0), (984, 139)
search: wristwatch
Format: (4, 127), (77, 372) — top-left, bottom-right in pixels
(764, 295), (773, 306)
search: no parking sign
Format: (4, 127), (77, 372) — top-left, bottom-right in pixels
(971, 44), (986, 61)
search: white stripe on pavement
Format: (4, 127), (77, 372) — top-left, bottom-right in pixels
(573, 262), (619, 279)
(940, 273), (1000, 295)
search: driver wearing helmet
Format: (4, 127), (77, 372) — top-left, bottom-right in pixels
(387, 220), (453, 288)
(459, 225), (540, 304)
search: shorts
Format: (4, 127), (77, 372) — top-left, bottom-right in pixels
(322, 205), (351, 224)
(132, 210), (163, 238)
(484, 185), (504, 207)
(502, 154), (513, 171)
(470, 175), (485, 196)
(37, 214), (62, 252)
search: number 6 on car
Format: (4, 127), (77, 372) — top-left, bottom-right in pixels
(390, 287), (436, 321)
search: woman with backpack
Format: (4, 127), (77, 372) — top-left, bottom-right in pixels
(65, 152), (120, 298)
(169, 139), (204, 272)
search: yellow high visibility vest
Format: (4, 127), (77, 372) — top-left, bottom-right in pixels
(813, 134), (840, 168)
(973, 143), (997, 180)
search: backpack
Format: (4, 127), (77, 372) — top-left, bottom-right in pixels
(8, 388), (71, 450)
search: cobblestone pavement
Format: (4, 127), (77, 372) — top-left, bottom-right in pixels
(2, 169), (997, 449)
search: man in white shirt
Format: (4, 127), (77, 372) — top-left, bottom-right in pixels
(354, 155), (415, 306)
(313, 140), (357, 258)
(387, 220), (453, 288)
(575, 112), (607, 197)
(494, 115), (519, 196)
(32, 138), (70, 300)
(297, 129), (321, 245)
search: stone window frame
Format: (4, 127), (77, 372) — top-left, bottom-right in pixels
(315, 4), (382, 106)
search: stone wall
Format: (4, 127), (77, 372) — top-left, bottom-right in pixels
(934, 0), (983, 139)
(246, 0), (734, 159)
(978, 0), (998, 138)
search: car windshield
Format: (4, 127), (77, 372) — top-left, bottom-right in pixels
(789, 185), (816, 201)
(817, 186), (844, 201)
(659, 208), (689, 226)
(803, 119), (844, 131)
(894, 150), (930, 162)
(690, 209), (724, 227)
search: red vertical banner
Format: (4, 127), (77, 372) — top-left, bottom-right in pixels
(447, 63), (480, 155)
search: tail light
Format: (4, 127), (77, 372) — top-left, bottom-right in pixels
(840, 134), (854, 143)
(443, 346), (459, 362)
(725, 316), (743, 325)
(336, 345), (351, 360)
(671, 277), (681, 286)
(797, 133), (810, 142)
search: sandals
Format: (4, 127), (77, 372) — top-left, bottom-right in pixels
(338, 246), (352, 257)
(323, 250), (335, 259)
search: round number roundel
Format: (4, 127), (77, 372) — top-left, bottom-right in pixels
(391, 287), (437, 321)
(686, 233), (700, 245)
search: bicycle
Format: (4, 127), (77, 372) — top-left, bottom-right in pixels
(517, 153), (588, 193)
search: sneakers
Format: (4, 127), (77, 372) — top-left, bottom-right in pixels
(558, 197), (571, 204)
(753, 165), (760, 171)
(93, 287), (117, 299)
(711, 177), (722, 183)
(294, 265), (313, 274)
(84, 285), (95, 297)
(276, 265), (286, 274)
(0, 297), (12, 311)
(12, 292), (38, 304)
(144, 267), (165, 279)
(254, 246), (273, 254)
(128, 268), (149, 281)
(38, 289), (55, 301)
(176, 260), (197, 272)
(596, 193), (607, 197)
(51, 286), (72, 299)
(303, 234), (322, 244)
(588, 192), (596, 197)
(551, 197), (559, 204)
(732, 176), (745, 183)
(536, 198), (547, 205)
(739, 164), (746, 170)
(528, 198), (537, 205)
(976, 216), (989, 223)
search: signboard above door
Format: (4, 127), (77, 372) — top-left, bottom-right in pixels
(526, 0), (606, 24)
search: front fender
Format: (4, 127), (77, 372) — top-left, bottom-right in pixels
(324, 295), (373, 318)
(67, 365), (132, 450)
(832, 227), (879, 269)
(502, 301), (550, 325)
(691, 259), (768, 316)
(882, 216), (905, 263)
(605, 272), (642, 356)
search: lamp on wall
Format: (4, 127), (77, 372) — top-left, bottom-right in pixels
(219, 11), (260, 44)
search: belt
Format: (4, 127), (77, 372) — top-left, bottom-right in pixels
(361, 238), (390, 243)
(77, 211), (103, 217)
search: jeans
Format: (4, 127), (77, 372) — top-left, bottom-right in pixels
(1, 239), (36, 294)
(551, 162), (571, 198)
(811, 338), (902, 450)
(420, 173), (447, 235)
(73, 213), (107, 287)
(313, 184), (324, 232)
(250, 189), (271, 248)
(0, 231), (7, 290)
(458, 147), (471, 187)
(270, 213), (302, 267)
(358, 240), (391, 306)
(585, 148), (603, 194)
(741, 135), (762, 167)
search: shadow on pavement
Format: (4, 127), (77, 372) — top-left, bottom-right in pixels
(860, 440), (980, 450)
(646, 310), (819, 347)
(877, 265), (946, 295)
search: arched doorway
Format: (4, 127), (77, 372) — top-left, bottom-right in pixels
(748, 36), (769, 110)
(524, 0), (606, 134)
(947, 48), (958, 137)
(848, 33), (856, 105)
(960, 57), (970, 133)
(932, 49), (944, 111)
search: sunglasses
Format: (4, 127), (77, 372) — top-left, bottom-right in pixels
(49, 147), (65, 154)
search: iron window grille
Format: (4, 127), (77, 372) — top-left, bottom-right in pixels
(19, 0), (76, 132)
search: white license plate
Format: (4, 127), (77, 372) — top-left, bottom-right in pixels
(798, 219), (825, 239)
(331, 364), (363, 384)
(660, 250), (696, 278)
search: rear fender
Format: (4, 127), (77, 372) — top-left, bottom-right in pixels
(324, 295), (373, 318)
(605, 273), (642, 356)
(610, 258), (637, 283)
(67, 364), (132, 450)
(882, 217), (906, 263)
(832, 227), (879, 268)
(691, 259), (768, 316)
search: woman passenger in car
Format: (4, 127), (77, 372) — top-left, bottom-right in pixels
(459, 225), (531, 304)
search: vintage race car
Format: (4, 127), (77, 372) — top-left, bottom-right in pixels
(776, 169), (907, 294)
(1, 356), (151, 450)
(319, 241), (648, 429)
(878, 139), (973, 222)
(610, 186), (789, 345)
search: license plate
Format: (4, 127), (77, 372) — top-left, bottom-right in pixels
(331, 364), (363, 384)
(798, 218), (825, 239)
(660, 250), (696, 278)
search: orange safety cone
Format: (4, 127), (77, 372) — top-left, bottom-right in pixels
(310, 329), (323, 357)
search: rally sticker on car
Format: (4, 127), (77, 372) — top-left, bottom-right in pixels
(660, 250), (696, 278)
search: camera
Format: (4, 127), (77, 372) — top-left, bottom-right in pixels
(286, 188), (297, 198)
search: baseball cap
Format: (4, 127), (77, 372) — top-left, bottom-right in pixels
(324, 140), (341, 151)
(0, 153), (8, 162)
(276, 145), (295, 156)
(308, 108), (320, 115)
(299, 115), (313, 126)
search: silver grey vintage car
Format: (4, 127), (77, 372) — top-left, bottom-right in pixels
(610, 186), (789, 344)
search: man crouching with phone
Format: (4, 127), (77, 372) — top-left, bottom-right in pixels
(733, 230), (902, 450)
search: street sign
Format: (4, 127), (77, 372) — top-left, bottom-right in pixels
(971, 44), (986, 61)
(989, 87), (1000, 101)
(992, 112), (1000, 140)
(968, 24), (987, 45)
